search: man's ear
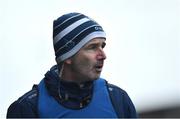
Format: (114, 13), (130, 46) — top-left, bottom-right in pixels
(64, 58), (72, 65)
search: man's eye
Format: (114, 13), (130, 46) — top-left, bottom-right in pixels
(89, 45), (97, 49)
(102, 42), (106, 48)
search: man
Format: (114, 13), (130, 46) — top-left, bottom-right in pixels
(7, 12), (137, 118)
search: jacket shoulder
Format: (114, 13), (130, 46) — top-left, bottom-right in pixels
(18, 85), (38, 103)
(107, 83), (129, 103)
(107, 83), (129, 98)
(7, 85), (38, 118)
(107, 83), (126, 93)
(107, 83), (137, 118)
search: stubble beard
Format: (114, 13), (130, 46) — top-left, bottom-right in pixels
(71, 61), (99, 82)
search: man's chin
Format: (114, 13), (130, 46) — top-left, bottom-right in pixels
(92, 75), (101, 80)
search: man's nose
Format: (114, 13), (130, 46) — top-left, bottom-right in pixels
(96, 48), (107, 60)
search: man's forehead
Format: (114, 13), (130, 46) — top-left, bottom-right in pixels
(87, 38), (106, 45)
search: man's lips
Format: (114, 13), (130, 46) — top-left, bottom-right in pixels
(95, 63), (104, 72)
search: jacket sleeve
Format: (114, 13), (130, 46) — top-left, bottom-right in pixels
(7, 85), (38, 118)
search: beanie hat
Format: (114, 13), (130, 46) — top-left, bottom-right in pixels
(53, 12), (106, 64)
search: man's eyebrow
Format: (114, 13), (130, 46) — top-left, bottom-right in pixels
(89, 41), (105, 45)
(86, 42), (99, 46)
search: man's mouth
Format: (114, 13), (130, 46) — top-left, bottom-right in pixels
(95, 64), (103, 72)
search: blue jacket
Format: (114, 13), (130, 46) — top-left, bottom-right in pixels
(7, 65), (137, 118)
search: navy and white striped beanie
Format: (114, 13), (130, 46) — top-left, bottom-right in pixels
(53, 12), (106, 64)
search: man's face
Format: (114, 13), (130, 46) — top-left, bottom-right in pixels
(68, 38), (106, 82)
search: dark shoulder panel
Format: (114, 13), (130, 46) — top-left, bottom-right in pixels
(107, 83), (137, 118)
(7, 85), (38, 118)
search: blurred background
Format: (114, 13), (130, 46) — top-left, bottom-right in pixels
(0, 0), (180, 118)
